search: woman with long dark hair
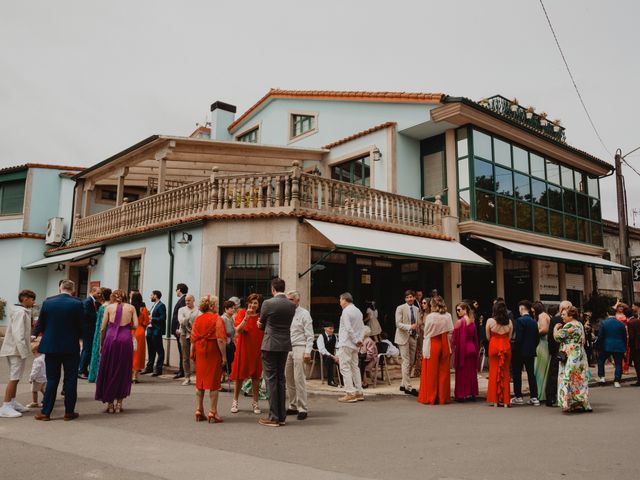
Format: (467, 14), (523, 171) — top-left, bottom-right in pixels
(130, 291), (150, 384)
(532, 301), (551, 402)
(452, 302), (479, 402)
(486, 301), (513, 408)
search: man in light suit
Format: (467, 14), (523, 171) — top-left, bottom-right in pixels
(142, 290), (166, 376)
(395, 290), (419, 396)
(77, 286), (102, 379)
(33, 280), (84, 421)
(170, 283), (188, 379)
(258, 278), (296, 427)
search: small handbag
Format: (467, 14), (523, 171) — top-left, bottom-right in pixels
(557, 350), (568, 363)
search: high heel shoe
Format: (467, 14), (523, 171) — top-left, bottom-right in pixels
(208, 411), (223, 423)
(115, 401), (123, 413)
(105, 403), (115, 414)
(252, 401), (261, 415)
(195, 409), (205, 422)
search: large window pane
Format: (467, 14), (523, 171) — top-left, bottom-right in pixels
(530, 154), (545, 179)
(456, 128), (468, 158)
(561, 166), (574, 189)
(473, 130), (492, 160)
(591, 222), (603, 245)
(546, 159), (561, 184)
(565, 216), (578, 240)
(495, 166), (513, 196)
(577, 193), (589, 218)
(563, 189), (576, 214)
(516, 202), (533, 230)
(514, 172), (531, 201)
(590, 198), (601, 221)
(531, 178), (547, 206)
(575, 171), (587, 193)
(534, 207), (549, 234)
(493, 138), (511, 167)
(547, 184), (562, 211)
(550, 211), (563, 237)
(497, 196), (515, 227)
(0, 181), (25, 215)
(587, 176), (600, 198)
(458, 158), (469, 190)
(476, 191), (496, 222)
(513, 147), (529, 173)
(459, 190), (471, 221)
(474, 158), (494, 191)
(222, 247), (280, 301)
(577, 218), (589, 242)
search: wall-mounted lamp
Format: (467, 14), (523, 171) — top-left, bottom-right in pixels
(372, 147), (382, 162)
(88, 258), (98, 267)
(55, 263), (66, 272)
(177, 232), (193, 247)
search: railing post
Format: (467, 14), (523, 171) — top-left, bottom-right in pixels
(291, 161), (300, 208)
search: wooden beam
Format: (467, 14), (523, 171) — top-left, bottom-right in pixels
(157, 158), (167, 193)
(166, 152), (296, 167)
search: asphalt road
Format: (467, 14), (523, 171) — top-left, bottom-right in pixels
(0, 362), (638, 480)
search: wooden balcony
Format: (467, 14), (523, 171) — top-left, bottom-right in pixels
(71, 165), (450, 244)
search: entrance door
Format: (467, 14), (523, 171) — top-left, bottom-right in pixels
(503, 256), (532, 313)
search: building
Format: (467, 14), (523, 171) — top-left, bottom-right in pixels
(14, 90), (627, 348)
(596, 220), (640, 301)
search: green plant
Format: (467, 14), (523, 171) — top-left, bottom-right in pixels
(0, 298), (6, 321)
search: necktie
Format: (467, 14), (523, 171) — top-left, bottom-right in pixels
(410, 306), (416, 337)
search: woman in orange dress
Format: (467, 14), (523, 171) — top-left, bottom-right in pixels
(230, 293), (264, 415)
(130, 292), (150, 384)
(486, 301), (513, 408)
(418, 296), (454, 405)
(190, 295), (227, 423)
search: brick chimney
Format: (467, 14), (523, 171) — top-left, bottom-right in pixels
(210, 101), (236, 141)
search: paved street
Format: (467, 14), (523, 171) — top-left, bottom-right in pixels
(0, 359), (638, 480)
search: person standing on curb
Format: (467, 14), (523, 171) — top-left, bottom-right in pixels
(285, 290), (314, 420)
(395, 290), (419, 396)
(337, 293), (366, 403)
(170, 284), (188, 380)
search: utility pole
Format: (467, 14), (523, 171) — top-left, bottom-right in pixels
(615, 148), (633, 303)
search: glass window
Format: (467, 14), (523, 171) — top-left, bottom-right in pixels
(458, 158), (469, 190)
(577, 218), (589, 243)
(493, 138), (511, 167)
(473, 130), (492, 160)
(563, 189), (576, 214)
(474, 158), (494, 191)
(534, 207), (549, 234)
(291, 114), (315, 138)
(587, 177), (600, 198)
(547, 184), (562, 211)
(546, 159), (561, 184)
(237, 127), (258, 143)
(495, 166), (513, 196)
(0, 181), (26, 215)
(516, 202), (533, 230)
(565, 216), (578, 240)
(476, 191), (496, 223)
(531, 178), (547, 206)
(577, 193), (589, 218)
(530, 154), (545, 178)
(497, 196), (514, 227)
(575, 171), (587, 193)
(459, 190), (471, 221)
(561, 166), (574, 189)
(330, 156), (371, 186)
(456, 128), (468, 158)
(127, 258), (141, 293)
(550, 211), (563, 237)
(590, 198), (601, 221)
(590, 222), (603, 245)
(514, 172), (531, 201)
(513, 147), (529, 173)
(222, 247), (280, 301)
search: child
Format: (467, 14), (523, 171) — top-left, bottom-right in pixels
(27, 351), (46, 408)
(316, 322), (338, 386)
(0, 289), (36, 418)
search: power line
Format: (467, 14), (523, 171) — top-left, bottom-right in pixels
(538, 0), (611, 157)
(622, 158), (640, 178)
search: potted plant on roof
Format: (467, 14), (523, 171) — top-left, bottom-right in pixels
(479, 97), (490, 108)
(510, 98), (519, 112)
(553, 119), (562, 132)
(539, 112), (548, 127)
(525, 106), (535, 119)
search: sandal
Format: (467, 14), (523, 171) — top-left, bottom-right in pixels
(105, 403), (115, 414)
(231, 400), (239, 413)
(208, 411), (224, 423)
(252, 401), (261, 415)
(195, 409), (205, 422)
(115, 401), (123, 413)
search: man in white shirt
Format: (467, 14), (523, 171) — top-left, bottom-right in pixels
(0, 289), (36, 418)
(285, 291), (314, 420)
(177, 294), (199, 386)
(317, 323), (338, 386)
(337, 292), (365, 403)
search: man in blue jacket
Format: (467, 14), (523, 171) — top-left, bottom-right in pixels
(597, 307), (628, 388)
(142, 290), (166, 376)
(511, 300), (540, 406)
(77, 286), (102, 379)
(33, 280), (84, 421)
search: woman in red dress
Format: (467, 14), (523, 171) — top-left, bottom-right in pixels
(230, 293), (264, 415)
(486, 301), (513, 408)
(130, 292), (150, 384)
(190, 295), (227, 423)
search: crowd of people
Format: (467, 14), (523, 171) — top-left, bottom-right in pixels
(1, 279), (639, 421)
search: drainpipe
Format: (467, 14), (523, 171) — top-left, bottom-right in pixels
(166, 231), (175, 366)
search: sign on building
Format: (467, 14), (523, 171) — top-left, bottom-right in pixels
(632, 257), (640, 282)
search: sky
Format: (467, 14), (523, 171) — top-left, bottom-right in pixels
(1, 0), (639, 222)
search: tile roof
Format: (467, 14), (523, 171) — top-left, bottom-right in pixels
(228, 89), (443, 133)
(0, 163), (84, 175)
(0, 232), (46, 240)
(323, 122), (397, 149)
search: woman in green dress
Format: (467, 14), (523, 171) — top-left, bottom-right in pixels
(88, 287), (112, 383)
(532, 301), (551, 402)
(553, 305), (592, 413)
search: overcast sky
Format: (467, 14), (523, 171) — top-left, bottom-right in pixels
(1, 1), (638, 221)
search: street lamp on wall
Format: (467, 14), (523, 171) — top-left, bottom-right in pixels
(177, 232), (193, 248)
(372, 147), (382, 162)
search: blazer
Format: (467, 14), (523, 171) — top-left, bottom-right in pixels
(35, 293), (84, 354)
(82, 296), (98, 332)
(628, 317), (640, 352)
(513, 314), (540, 357)
(259, 293), (296, 352)
(598, 317), (627, 353)
(0, 304), (32, 359)
(394, 303), (419, 346)
(148, 301), (167, 337)
(170, 295), (186, 336)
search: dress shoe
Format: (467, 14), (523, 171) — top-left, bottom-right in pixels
(399, 386), (406, 392)
(151, 372), (161, 377)
(64, 412), (80, 421)
(328, 381), (338, 387)
(286, 408), (299, 415)
(338, 393), (358, 403)
(632, 381), (640, 387)
(34, 413), (51, 421)
(355, 392), (365, 401)
(297, 411), (308, 420)
(173, 372), (185, 379)
(258, 417), (280, 427)
(140, 369), (153, 375)
(77, 373), (88, 380)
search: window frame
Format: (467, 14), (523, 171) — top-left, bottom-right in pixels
(0, 180), (26, 216)
(288, 110), (319, 143)
(234, 122), (261, 143)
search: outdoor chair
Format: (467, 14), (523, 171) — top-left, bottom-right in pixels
(373, 341), (392, 387)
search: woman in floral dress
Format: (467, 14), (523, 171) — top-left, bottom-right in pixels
(553, 306), (592, 413)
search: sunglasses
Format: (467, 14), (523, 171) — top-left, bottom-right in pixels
(421, 301), (429, 304)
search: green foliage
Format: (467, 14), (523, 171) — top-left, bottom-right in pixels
(0, 298), (6, 320)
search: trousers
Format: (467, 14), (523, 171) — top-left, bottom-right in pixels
(78, 323), (95, 375)
(180, 335), (191, 376)
(512, 354), (538, 399)
(399, 336), (417, 389)
(174, 332), (184, 375)
(597, 351), (624, 381)
(338, 346), (362, 395)
(146, 335), (165, 374)
(285, 346), (308, 412)
(42, 353), (80, 415)
(262, 350), (288, 422)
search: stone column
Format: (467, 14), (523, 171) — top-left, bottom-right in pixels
(115, 167), (129, 206)
(444, 263), (462, 308)
(558, 263), (567, 300)
(583, 264), (593, 297)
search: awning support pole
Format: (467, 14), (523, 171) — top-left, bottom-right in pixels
(298, 248), (336, 278)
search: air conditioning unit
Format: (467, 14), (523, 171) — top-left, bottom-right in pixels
(45, 217), (64, 245)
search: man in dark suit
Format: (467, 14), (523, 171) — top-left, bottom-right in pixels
(258, 278), (296, 427)
(597, 306), (628, 388)
(33, 280), (84, 421)
(170, 283), (188, 379)
(510, 299), (540, 406)
(142, 290), (166, 376)
(77, 286), (102, 379)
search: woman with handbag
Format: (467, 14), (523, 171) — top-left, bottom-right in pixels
(553, 306), (592, 413)
(130, 292), (149, 384)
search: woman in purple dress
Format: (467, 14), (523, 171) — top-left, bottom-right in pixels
(452, 302), (479, 402)
(95, 290), (138, 413)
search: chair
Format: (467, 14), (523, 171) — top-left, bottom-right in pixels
(307, 348), (322, 381)
(373, 341), (392, 387)
(478, 345), (488, 372)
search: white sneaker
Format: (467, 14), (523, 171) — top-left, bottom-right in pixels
(528, 398), (541, 406)
(598, 377), (606, 384)
(614, 381), (622, 388)
(181, 378), (191, 386)
(26, 402), (40, 409)
(11, 401), (29, 413)
(510, 397), (524, 405)
(231, 400), (239, 413)
(252, 401), (261, 414)
(0, 404), (22, 418)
